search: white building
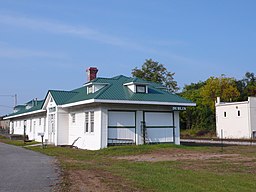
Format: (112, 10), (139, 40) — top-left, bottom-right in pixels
(4, 67), (196, 150)
(215, 97), (256, 139)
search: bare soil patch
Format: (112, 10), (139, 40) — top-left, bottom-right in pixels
(66, 169), (141, 192)
(116, 148), (241, 162)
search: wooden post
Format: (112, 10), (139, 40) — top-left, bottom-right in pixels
(221, 129), (223, 152)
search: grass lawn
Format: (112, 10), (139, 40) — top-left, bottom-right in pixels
(0, 135), (39, 146)
(1, 136), (256, 192)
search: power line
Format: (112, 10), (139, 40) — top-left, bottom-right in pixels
(0, 105), (13, 108)
(0, 94), (17, 107)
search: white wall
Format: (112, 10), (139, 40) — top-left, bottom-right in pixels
(174, 111), (180, 144)
(11, 114), (46, 142)
(249, 97), (256, 136)
(45, 93), (57, 144)
(68, 107), (102, 150)
(57, 108), (69, 145)
(100, 107), (108, 149)
(216, 102), (250, 139)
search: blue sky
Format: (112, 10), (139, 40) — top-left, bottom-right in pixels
(0, 0), (256, 115)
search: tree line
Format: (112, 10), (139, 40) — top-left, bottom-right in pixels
(132, 59), (256, 136)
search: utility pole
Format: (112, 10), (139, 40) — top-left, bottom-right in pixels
(14, 94), (17, 107)
(0, 94), (17, 108)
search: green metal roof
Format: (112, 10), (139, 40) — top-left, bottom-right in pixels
(6, 100), (44, 117)
(64, 75), (193, 104)
(6, 75), (194, 118)
(48, 90), (78, 105)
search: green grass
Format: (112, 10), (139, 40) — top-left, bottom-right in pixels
(0, 136), (39, 146)
(31, 144), (256, 192)
(1, 137), (256, 192)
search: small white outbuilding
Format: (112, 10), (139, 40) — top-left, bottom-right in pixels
(215, 97), (256, 139)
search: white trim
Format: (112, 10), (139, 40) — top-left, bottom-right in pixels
(94, 99), (196, 107)
(61, 98), (196, 108)
(123, 82), (149, 86)
(5, 99), (196, 119)
(42, 92), (56, 109)
(83, 82), (109, 87)
(3, 109), (46, 120)
(216, 101), (249, 107)
(61, 99), (95, 108)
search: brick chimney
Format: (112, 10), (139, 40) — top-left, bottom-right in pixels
(86, 67), (98, 81)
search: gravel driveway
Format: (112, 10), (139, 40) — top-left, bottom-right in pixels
(0, 142), (59, 192)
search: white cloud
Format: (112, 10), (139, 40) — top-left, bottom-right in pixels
(0, 14), (138, 48)
(0, 13), (197, 64)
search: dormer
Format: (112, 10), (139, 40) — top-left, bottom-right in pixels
(13, 105), (25, 113)
(25, 99), (37, 109)
(123, 82), (149, 93)
(84, 82), (108, 94)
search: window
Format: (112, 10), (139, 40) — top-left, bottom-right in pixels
(224, 112), (226, 117)
(49, 107), (56, 113)
(39, 118), (41, 126)
(136, 85), (146, 93)
(84, 111), (95, 133)
(71, 113), (76, 123)
(238, 110), (241, 117)
(85, 112), (89, 133)
(90, 112), (94, 132)
(88, 85), (93, 94)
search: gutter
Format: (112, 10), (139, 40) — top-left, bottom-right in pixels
(3, 109), (46, 120)
(61, 99), (196, 108)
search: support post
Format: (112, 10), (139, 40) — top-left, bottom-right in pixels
(141, 121), (146, 144)
(41, 135), (44, 149)
(221, 129), (223, 152)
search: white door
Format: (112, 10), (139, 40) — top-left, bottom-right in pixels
(108, 111), (136, 144)
(48, 114), (55, 143)
(143, 112), (174, 143)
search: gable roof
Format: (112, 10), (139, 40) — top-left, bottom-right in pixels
(4, 75), (195, 119)
(48, 90), (78, 105)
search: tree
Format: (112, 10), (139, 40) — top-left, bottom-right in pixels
(236, 72), (256, 100)
(132, 59), (179, 92)
(200, 75), (240, 110)
(180, 81), (215, 131)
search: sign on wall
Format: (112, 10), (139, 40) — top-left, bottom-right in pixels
(171, 106), (186, 111)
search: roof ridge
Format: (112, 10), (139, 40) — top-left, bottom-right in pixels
(49, 89), (78, 93)
(94, 84), (112, 99)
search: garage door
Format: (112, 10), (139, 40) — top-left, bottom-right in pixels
(143, 111), (174, 143)
(108, 111), (136, 145)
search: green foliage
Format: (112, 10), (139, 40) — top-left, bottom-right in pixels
(200, 75), (240, 110)
(236, 72), (256, 100)
(180, 75), (241, 134)
(132, 59), (179, 92)
(180, 81), (215, 131)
